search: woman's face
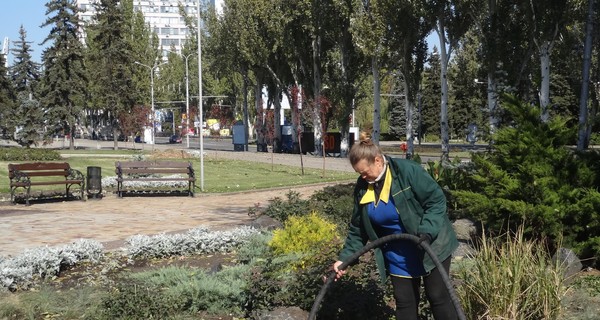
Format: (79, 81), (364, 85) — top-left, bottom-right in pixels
(353, 156), (384, 183)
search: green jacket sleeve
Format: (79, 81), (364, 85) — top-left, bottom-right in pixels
(338, 182), (368, 262)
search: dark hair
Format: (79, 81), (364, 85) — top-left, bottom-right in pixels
(348, 131), (383, 166)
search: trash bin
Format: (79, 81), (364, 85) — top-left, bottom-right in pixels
(86, 166), (103, 199)
(281, 125), (293, 153)
(232, 120), (246, 151)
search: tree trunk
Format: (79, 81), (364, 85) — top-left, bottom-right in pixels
(577, 0), (595, 151)
(112, 125), (119, 151)
(255, 83), (266, 152)
(69, 125), (75, 150)
(403, 78), (414, 158)
(312, 35), (323, 156)
(242, 71), (249, 151)
(539, 40), (552, 122)
(273, 86), (282, 153)
(487, 71), (499, 141)
(437, 21), (450, 162)
(372, 56), (381, 145)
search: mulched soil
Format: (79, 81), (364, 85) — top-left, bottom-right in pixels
(52, 252), (236, 291)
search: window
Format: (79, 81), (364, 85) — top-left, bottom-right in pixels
(161, 39), (179, 47)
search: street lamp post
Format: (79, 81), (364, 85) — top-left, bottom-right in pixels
(197, 0), (204, 191)
(135, 60), (166, 145)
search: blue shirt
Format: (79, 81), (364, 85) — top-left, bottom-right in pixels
(362, 169), (425, 278)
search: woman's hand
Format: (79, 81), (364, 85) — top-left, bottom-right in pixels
(332, 260), (346, 280)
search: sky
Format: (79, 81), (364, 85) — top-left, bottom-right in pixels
(0, 0), (50, 64)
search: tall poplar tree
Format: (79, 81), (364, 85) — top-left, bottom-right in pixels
(351, 0), (387, 144)
(425, 0), (472, 161)
(86, 0), (135, 149)
(40, 0), (88, 150)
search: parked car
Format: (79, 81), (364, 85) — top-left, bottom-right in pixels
(169, 134), (182, 144)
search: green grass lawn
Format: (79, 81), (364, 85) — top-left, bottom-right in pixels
(1, 151), (356, 195)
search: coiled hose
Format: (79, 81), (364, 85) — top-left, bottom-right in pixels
(308, 233), (466, 320)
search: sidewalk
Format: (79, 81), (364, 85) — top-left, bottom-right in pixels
(0, 183), (341, 257)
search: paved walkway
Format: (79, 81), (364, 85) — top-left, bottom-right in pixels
(0, 183), (342, 257)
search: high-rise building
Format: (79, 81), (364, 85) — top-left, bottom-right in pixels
(75, 0), (221, 54)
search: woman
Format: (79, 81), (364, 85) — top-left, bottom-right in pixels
(332, 132), (458, 320)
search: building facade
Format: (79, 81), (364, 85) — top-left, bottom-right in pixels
(75, 0), (220, 54)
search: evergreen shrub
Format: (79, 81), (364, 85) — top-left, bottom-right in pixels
(258, 184), (355, 232)
(269, 211), (339, 260)
(306, 183), (355, 233)
(450, 96), (600, 267)
(0, 147), (61, 161)
(261, 190), (310, 222)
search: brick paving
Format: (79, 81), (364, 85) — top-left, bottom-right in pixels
(0, 183), (347, 257)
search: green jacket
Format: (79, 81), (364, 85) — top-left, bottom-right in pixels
(338, 156), (458, 282)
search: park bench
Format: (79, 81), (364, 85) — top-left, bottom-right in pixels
(8, 162), (85, 205)
(115, 161), (196, 198)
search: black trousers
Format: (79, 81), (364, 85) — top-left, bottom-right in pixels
(390, 257), (457, 320)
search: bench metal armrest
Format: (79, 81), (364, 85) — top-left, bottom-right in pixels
(11, 170), (31, 185)
(67, 168), (85, 181)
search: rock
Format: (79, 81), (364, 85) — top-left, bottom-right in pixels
(452, 219), (477, 241)
(250, 215), (283, 230)
(453, 242), (476, 260)
(552, 247), (582, 284)
(255, 307), (309, 320)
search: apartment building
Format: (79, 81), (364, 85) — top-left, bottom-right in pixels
(75, 0), (221, 54)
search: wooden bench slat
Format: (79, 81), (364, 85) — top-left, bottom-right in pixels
(116, 161), (191, 168)
(120, 169), (190, 175)
(9, 163), (70, 170)
(12, 180), (85, 187)
(119, 178), (194, 181)
(13, 171), (68, 177)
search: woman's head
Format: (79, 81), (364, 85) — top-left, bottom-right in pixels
(349, 131), (385, 183)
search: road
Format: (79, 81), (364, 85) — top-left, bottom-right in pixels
(2, 136), (478, 165)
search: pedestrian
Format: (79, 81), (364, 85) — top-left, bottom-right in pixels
(332, 131), (458, 320)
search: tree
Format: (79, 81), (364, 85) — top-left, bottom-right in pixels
(448, 30), (486, 140)
(326, 0), (369, 157)
(85, 0), (136, 150)
(39, 0), (88, 150)
(0, 53), (16, 137)
(380, 0), (431, 157)
(14, 92), (44, 147)
(420, 48), (442, 141)
(10, 26), (43, 146)
(129, 2), (160, 105)
(525, 0), (575, 122)
(118, 104), (150, 147)
(425, 0), (473, 161)
(350, 0), (387, 144)
(577, 0), (597, 150)
(205, 0), (267, 151)
(10, 26), (40, 95)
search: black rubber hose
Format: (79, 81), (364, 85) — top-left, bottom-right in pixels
(308, 233), (466, 320)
